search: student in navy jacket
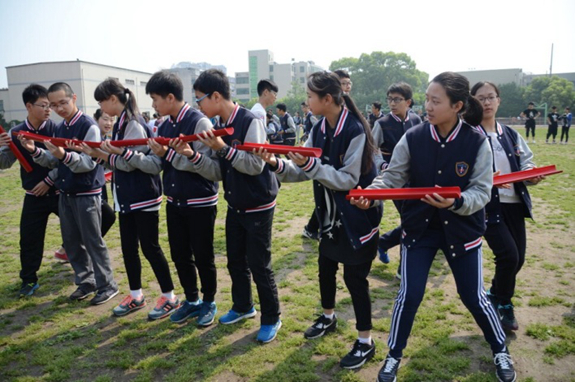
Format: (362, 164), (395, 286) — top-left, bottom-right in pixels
(257, 71), (382, 370)
(0, 84), (59, 297)
(21, 82), (118, 305)
(353, 72), (517, 382)
(77, 78), (178, 320)
(171, 69), (282, 344)
(471, 81), (543, 332)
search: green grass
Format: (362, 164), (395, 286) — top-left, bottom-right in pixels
(0, 132), (573, 381)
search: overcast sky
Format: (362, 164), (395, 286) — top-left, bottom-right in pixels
(1, 0), (574, 89)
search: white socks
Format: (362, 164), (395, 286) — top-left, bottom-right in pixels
(162, 291), (176, 301)
(130, 289), (143, 299)
(358, 336), (372, 345)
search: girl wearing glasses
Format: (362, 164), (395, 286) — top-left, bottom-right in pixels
(353, 72), (516, 382)
(78, 78), (178, 320)
(257, 71), (382, 370)
(470, 81), (542, 333)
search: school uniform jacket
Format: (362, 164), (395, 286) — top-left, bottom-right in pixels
(100, 111), (163, 214)
(304, 111), (318, 134)
(274, 108), (383, 250)
(370, 120), (493, 258)
(114, 103), (218, 208)
(32, 111), (105, 196)
(473, 122), (534, 223)
(280, 113), (296, 142)
(1, 119), (59, 196)
(372, 110), (422, 166)
(192, 104), (279, 212)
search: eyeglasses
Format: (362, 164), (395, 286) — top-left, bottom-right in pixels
(340, 81), (352, 86)
(476, 96), (498, 104)
(195, 93), (211, 105)
(387, 97), (405, 104)
(33, 103), (51, 110)
(50, 99), (71, 110)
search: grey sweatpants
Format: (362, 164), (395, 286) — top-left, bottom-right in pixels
(59, 194), (116, 291)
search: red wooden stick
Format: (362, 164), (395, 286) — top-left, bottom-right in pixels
(14, 127), (234, 148)
(346, 187), (461, 201)
(235, 142), (322, 157)
(493, 165), (562, 186)
(0, 125), (33, 173)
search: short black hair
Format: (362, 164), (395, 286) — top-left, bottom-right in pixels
(333, 69), (350, 80)
(257, 79), (278, 96)
(94, 108), (104, 121)
(566, 107), (570, 111)
(372, 102), (382, 111)
(276, 103), (287, 112)
(528, 102), (535, 106)
(552, 106), (557, 109)
(300, 101), (308, 107)
(22, 84), (48, 105)
(48, 82), (74, 98)
(146, 70), (184, 101)
(387, 82), (413, 101)
(193, 69), (230, 100)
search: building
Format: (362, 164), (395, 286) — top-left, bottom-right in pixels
(456, 68), (525, 86)
(3, 60), (154, 123)
(168, 61), (231, 106)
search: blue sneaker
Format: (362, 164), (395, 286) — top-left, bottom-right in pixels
(257, 320), (282, 343)
(218, 307), (257, 325)
(19, 282), (39, 297)
(378, 246), (390, 264)
(197, 301), (217, 327)
(170, 299), (202, 323)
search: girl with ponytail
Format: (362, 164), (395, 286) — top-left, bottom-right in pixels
(256, 71), (382, 370)
(353, 72), (517, 382)
(79, 78), (179, 320)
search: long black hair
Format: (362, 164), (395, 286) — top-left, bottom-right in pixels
(307, 71), (376, 175)
(94, 78), (140, 126)
(431, 72), (483, 126)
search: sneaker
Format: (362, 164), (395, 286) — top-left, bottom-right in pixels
(112, 295), (146, 316)
(69, 284), (97, 301)
(377, 355), (401, 382)
(498, 304), (519, 331)
(54, 249), (69, 262)
(302, 227), (319, 240)
(256, 320), (282, 343)
(494, 351), (516, 382)
(169, 299), (201, 323)
(304, 314), (337, 339)
(90, 287), (119, 305)
(19, 282), (39, 297)
(532, 139), (536, 143)
(219, 307), (257, 325)
(197, 301), (217, 327)
(378, 247), (390, 264)
(339, 339), (375, 369)
(148, 296), (180, 320)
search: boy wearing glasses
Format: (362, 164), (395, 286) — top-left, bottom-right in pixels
(172, 69), (282, 343)
(20, 82), (118, 305)
(113, 70), (219, 326)
(372, 82), (421, 270)
(0, 84), (59, 297)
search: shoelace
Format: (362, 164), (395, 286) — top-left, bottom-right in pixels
(120, 295), (133, 306)
(494, 353), (513, 370)
(155, 297), (168, 309)
(383, 357), (399, 373)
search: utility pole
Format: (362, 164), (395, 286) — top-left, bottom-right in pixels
(550, 43), (554, 77)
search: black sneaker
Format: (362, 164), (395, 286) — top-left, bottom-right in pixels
(377, 355), (401, 382)
(304, 314), (337, 339)
(494, 351), (516, 382)
(339, 339), (375, 369)
(69, 284), (97, 301)
(498, 304), (519, 331)
(90, 287), (119, 305)
(19, 282), (39, 297)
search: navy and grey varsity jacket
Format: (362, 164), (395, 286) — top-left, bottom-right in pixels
(280, 112), (296, 142)
(274, 107), (382, 250)
(0, 119), (59, 196)
(372, 110), (422, 165)
(473, 122), (534, 223)
(370, 120), (493, 258)
(32, 111), (105, 196)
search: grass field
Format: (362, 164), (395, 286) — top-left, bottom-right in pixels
(0, 130), (573, 382)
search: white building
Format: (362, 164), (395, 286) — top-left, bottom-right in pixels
(3, 60), (154, 124)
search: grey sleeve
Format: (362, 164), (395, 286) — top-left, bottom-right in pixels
(62, 125), (100, 173)
(310, 116), (318, 125)
(449, 139), (493, 216)
(515, 133), (535, 171)
(228, 119), (267, 175)
(109, 120), (150, 172)
(171, 118), (216, 174)
(31, 148), (59, 169)
(372, 121), (384, 147)
(0, 146), (17, 169)
(273, 134), (315, 183)
(286, 117), (296, 133)
(368, 135), (411, 190)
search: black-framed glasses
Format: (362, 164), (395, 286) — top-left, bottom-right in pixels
(195, 93), (211, 104)
(33, 103), (51, 110)
(387, 97), (405, 104)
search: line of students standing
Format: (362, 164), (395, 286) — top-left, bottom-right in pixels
(1, 68), (545, 381)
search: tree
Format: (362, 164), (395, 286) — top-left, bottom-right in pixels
(497, 83), (525, 118)
(540, 77), (575, 109)
(329, 51), (428, 112)
(276, 80), (307, 117)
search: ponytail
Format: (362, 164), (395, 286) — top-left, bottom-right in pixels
(462, 95), (483, 126)
(123, 88), (140, 123)
(94, 78), (141, 128)
(342, 94), (377, 175)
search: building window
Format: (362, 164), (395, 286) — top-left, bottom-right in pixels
(126, 79), (135, 85)
(0, 100), (3, 112)
(270, 75), (274, 81)
(269, 65), (274, 72)
(300, 77), (305, 83)
(237, 88), (250, 95)
(299, 66), (305, 73)
(140, 81), (147, 86)
(236, 77), (249, 85)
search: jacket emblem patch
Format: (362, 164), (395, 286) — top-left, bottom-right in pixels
(455, 162), (469, 177)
